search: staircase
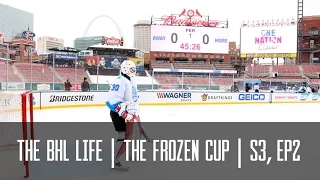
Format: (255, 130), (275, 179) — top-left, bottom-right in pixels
(269, 66), (273, 73)
(12, 64), (26, 82)
(298, 65), (304, 75)
(49, 66), (64, 82)
(86, 70), (93, 83)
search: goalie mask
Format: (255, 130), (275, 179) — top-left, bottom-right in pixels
(121, 60), (136, 78)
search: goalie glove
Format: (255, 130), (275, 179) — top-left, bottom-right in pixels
(115, 102), (137, 122)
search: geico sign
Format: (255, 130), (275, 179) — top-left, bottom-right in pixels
(238, 94), (265, 100)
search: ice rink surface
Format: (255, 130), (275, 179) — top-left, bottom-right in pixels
(35, 103), (319, 122)
(28, 103), (319, 180)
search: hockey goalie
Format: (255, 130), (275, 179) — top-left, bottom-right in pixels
(106, 60), (150, 170)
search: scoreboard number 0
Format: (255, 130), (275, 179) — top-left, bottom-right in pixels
(203, 34), (209, 44)
(170, 33), (210, 44)
(171, 33), (178, 43)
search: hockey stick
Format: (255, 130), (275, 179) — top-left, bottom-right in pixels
(134, 115), (152, 142)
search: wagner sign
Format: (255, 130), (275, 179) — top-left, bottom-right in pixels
(240, 25), (297, 54)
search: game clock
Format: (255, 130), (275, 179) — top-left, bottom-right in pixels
(151, 25), (228, 54)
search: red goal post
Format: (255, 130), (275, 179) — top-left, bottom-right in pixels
(0, 91), (34, 179)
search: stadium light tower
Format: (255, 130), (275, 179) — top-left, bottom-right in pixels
(297, 0), (304, 64)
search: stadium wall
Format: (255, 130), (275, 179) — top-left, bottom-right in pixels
(31, 91), (320, 110)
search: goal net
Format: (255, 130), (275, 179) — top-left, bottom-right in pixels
(0, 91), (34, 179)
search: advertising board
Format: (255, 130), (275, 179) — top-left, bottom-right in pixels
(300, 93), (320, 102)
(151, 25), (228, 54)
(1, 82), (25, 90)
(200, 93), (233, 102)
(154, 92), (192, 103)
(240, 25), (297, 55)
(128, 58), (144, 71)
(70, 83), (82, 91)
(40, 92), (107, 108)
(32, 92), (320, 110)
(272, 93), (300, 103)
(272, 93), (320, 103)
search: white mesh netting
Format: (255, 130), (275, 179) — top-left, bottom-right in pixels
(0, 91), (32, 179)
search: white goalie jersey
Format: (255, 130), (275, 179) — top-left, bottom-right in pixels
(106, 75), (139, 112)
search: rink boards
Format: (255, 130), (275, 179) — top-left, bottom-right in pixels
(30, 91), (320, 110)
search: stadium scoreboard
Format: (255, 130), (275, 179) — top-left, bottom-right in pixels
(150, 25), (229, 54)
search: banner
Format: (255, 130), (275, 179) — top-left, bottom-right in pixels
(1, 82), (25, 90)
(70, 83), (82, 91)
(37, 84), (50, 91)
(240, 25), (297, 54)
(128, 58), (144, 71)
(105, 57), (127, 69)
(55, 54), (77, 60)
(85, 56), (100, 67)
(240, 53), (297, 58)
(85, 56), (143, 70)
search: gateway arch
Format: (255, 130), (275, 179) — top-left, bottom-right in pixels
(83, 15), (124, 45)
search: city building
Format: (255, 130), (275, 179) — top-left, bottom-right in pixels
(133, 20), (151, 52)
(73, 36), (104, 51)
(0, 3), (34, 42)
(36, 36), (64, 54)
(298, 15), (320, 63)
(229, 42), (240, 63)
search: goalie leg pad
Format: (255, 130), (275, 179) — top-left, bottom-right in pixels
(115, 132), (125, 162)
(116, 122), (134, 160)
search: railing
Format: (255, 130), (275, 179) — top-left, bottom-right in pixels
(0, 67), (312, 92)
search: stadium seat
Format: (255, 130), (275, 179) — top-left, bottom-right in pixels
(247, 65), (270, 77)
(213, 63), (236, 70)
(272, 65), (301, 76)
(182, 77), (209, 85)
(311, 79), (320, 84)
(15, 63), (61, 83)
(150, 61), (172, 69)
(301, 64), (320, 77)
(0, 62), (22, 82)
(154, 76), (180, 85)
(173, 62), (214, 70)
(55, 68), (89, 83)
(211, 78), (233, 86)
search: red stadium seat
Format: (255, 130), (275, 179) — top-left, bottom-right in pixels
(211, 78), (233, 86)
(301, 64), (320, 78)
(182, 77), (209, 85)
(247, 65), (270, 77)
(272, 65), (301, 76)
(173, 62), (214, 70)
(150, 61), (172, 69)
(15, 63), (62, 83)
(311, 79), (320, 84)
(154, 76), (180, 85)
(0, 62), (22, 82)
(55, 68), (89, 83)
(213, 63), (236, 70)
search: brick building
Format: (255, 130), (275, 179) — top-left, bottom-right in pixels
(299, 15), (320, 63)
(229, 42), (241, 63)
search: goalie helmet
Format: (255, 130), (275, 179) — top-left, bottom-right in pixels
(121, 60), (136, 78)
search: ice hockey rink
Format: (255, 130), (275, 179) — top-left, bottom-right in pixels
(35, 103), (318, 123)
(26, 103), (319, 180)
